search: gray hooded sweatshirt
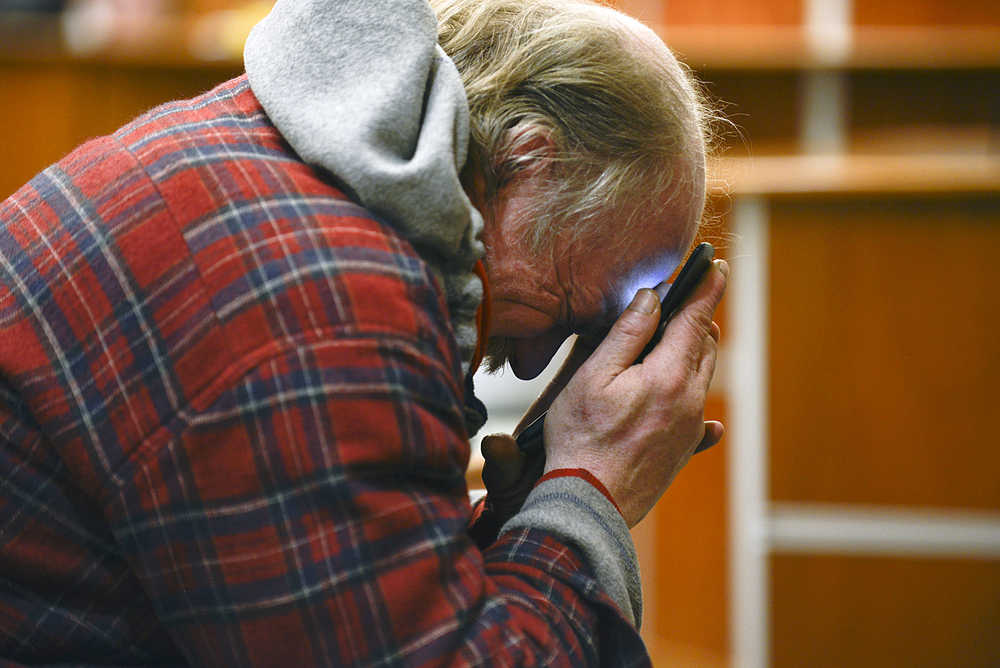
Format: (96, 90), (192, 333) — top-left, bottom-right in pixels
(243, 0), (641, 628)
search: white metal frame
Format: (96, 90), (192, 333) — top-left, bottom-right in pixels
(725, 197), (1000, 668)
(728, 197), (772, 668)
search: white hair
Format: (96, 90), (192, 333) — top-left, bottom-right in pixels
(431, 0), (710, 250)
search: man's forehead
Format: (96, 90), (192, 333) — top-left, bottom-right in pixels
(604, 169), (703, 312)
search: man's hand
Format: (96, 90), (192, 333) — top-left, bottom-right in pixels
(543, 259), (729, 528)
(478, 434), (545, 519)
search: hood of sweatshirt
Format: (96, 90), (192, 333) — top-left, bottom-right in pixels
(243, 0), (486, 388)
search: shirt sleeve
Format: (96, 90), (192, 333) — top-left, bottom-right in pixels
(501, 470), (643, 627)
(105, 332), (650, 667)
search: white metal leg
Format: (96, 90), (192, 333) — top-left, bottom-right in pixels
(728, 196), (771, 668)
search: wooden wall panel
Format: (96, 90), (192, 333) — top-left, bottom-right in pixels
(669, 0), (801, 26)
(620, 0), (802, 26)
(0, 62), (239, 199)
(854, 0), (1000, 27)
(0, 65), (81, 199)
(637, 395), (729, 665)
(98, 65), (239, 128)
(771, 554), (1000, 668)
(697, 72), (800, 156)
(768, 197), (1000, 510)
(179, 0), (245, 11)
(848, 70), (1000, 147)
(625, 0), (1000, 29)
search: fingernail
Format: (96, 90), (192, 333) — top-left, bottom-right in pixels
(628, 288), (659, 314)
(717, 259), (730, 279)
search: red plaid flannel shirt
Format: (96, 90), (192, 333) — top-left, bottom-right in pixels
(0, 76), (649, 666)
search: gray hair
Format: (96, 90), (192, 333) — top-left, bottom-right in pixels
(431, 0), (709, 250)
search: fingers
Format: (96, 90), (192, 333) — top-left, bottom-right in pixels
(481, 434), (524, 490)
(582, 288), (661, 377)
(514, 337), (595, 435)
(669, 258), (728, 339)
(694, 420), (725, 453)
(696, 316), (719, 390)
(648, 259), (728, 369)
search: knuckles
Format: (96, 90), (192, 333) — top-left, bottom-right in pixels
(676, 303), (716, 339)
(612, 309), (658, 342)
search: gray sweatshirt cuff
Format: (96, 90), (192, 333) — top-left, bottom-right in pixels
(500, 476), (642, 627)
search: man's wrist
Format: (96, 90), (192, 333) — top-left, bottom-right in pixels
(504, 468), (642, 626)
(536, 468), (624, 518)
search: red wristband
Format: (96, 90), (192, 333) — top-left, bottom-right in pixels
(535, 468), (624, 518)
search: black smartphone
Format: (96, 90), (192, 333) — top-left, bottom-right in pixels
(635, 241), (715, 363)
(515, 242), (716, 455)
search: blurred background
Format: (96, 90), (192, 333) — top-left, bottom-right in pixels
(1, 0), (997, 666)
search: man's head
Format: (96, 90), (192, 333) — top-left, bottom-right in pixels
(431, 0), (710, 378)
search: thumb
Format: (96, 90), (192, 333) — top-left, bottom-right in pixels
(585, 288), (661, 375)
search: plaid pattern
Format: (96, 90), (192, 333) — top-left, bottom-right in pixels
(0, 76), (648, 666)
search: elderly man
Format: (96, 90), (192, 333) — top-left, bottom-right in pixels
(0, 0), (726, 665)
